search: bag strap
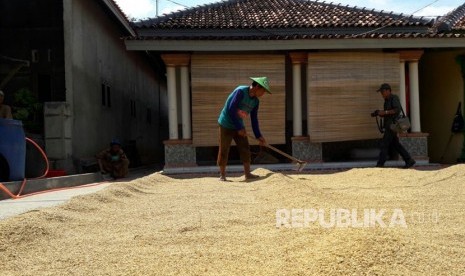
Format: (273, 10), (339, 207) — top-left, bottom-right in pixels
(390, 96), (406, 119)
(397, 98), (406, 117)
(375, 116), (384, 134)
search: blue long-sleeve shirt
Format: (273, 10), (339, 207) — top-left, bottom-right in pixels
(218, 85), (262, 138)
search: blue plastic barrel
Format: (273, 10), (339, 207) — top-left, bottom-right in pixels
(0, 119), (26, 181)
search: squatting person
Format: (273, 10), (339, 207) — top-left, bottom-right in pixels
(96, 139), (130, 179)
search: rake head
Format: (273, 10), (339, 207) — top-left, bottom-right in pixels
(294, 161), (307, 172)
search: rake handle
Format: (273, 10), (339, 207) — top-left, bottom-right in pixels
(264, 143), (305, 164)
(247, 135), (305, 164)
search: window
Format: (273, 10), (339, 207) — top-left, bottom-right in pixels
(146, 108), (152, 124)
(106, 86), (111, 107)
(31, 49), (39, 63)
(130, 100), (136, 118)
(101, 83), (111, 108)
(101, 84), (106, 106)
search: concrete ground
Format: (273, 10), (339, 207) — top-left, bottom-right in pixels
(0, 166), (159, 220)
(0, 182), (112, 220)
(0, 160), (433, 221)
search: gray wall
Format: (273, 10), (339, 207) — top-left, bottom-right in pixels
(63, 0), (166, 168)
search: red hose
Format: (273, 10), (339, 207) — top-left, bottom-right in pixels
(25, 137), (50, 179)
(0, 137), (106, 200)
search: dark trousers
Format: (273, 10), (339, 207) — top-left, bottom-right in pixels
(377, 130), (412, 166)
(217, 125), (251, 167)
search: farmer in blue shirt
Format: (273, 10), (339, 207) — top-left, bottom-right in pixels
(217, 77), (271, 181)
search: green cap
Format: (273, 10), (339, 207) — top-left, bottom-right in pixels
(250, 77), (271, 94)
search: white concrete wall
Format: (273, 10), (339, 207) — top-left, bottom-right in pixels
(63, 0), (166, 168)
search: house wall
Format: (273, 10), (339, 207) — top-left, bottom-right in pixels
(420, 49), (465, 163)
(190, 54), (286, 147)
(63, 0), (166, 169)
(307, 51), (398, 143)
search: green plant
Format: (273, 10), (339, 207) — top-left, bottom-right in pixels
(12, 88), (43, 133)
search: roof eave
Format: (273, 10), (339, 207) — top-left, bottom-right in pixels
(135, 26), (432, 37)
(125, 37), (465, 51)
(101, 0), (136, 36)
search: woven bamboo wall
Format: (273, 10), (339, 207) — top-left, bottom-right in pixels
(307, 52), (400, 143)
(191, 54), (285, 147)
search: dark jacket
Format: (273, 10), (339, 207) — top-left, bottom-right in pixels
(383, 94), (402, 127)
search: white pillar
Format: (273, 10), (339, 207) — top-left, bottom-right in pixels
(399, 60), (407, 111)
(180, 65), (191, 139)
(290, 52), (307, 137)
(292, 63), (302, 136)
(409, 61), (421, 132)
(166, 66), (178, 139)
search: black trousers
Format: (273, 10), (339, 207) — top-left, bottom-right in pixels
(377, 130), (412, 166)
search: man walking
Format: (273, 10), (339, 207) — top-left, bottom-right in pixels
(372, 83), (416, 168)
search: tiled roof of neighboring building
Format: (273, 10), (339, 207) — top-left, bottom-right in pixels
(131, 0), (450, 40)
(434, 2), (465, 32)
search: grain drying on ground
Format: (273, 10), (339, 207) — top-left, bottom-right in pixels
(1, 165), (465, 275)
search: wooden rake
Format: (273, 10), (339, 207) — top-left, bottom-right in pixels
(248, 135), (307, 172)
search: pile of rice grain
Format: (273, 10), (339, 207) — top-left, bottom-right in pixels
(1, 165), (464, 275)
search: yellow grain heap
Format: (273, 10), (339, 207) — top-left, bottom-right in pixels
(1, 165), (464, 275)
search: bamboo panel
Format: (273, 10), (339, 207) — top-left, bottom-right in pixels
(192, 54), (285, 147)
(307, 52), (400, 143)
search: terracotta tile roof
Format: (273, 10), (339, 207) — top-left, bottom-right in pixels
(132, 0), (445, 40)
(434, 2), (465, 32)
